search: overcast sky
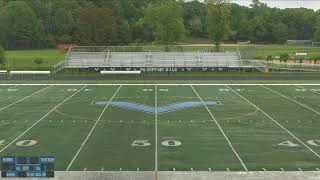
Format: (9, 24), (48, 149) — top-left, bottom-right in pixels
(231, 0), (320, 10)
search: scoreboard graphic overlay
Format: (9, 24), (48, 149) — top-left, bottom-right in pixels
(1, 157), (54, 178)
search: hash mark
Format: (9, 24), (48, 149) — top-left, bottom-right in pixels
(280, 168), (284, 171)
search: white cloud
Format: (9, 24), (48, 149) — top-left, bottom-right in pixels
(231, 0), (320, 10)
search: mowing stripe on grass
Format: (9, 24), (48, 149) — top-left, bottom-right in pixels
(66, 85), (122, 171)
(226, 85), (320, 159)
(0, 85), (52, 112)
(0, 85), (87, 153)
(261, 85), (320, 116)
(191, 85), (248, 171)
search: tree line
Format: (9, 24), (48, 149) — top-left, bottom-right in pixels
(0, 0), (319, 50)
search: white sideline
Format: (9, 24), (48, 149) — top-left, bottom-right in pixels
(225, 85), (320, 159)
(154, 85), (158, 172)
(10, 71), (50, 75)
(1, 84), (320, 86)
(66, 85), (122, 171)
(0, 70), (7, 73)
(0, 85), (52, 112)
(191, 85), (248, 171)
(0, 85), (87, 153)
(261, 85), (320, 116)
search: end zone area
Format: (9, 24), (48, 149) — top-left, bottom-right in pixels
(0, 83), (320, 179)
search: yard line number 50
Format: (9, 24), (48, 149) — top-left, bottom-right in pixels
(131, 140), (182, 147)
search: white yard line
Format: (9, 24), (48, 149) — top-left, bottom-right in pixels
(1, 84), (320, 86)
(261, 85), (320, 116)
(154, 84), (158, 172)
(0, 85), (52, 112)
(191, 85), (248, 171)
(0, 85), (87, 153)
(66, 85), (122, 171)
(226, 85), (320, 159)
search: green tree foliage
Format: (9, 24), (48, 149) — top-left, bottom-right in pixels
(0, 0), (319, 49)
(74, 6), (117, 45)
(280, 53), (290, 63)
(143, 0), (186, 44)
(265, 55), (272, 62)
(312, 56), (320, 64)
(0, 1), (42, 49)
(34, 57), (44, 69)
(206, 0), (230, 51)
(314, 17), (320, 42)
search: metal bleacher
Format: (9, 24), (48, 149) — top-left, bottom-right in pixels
(53, 46), (267, 72)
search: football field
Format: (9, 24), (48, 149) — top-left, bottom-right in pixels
(1, 83), (320, 172)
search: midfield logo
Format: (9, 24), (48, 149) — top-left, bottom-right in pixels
(95, 101), (220, 114)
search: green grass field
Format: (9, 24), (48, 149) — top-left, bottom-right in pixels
(1, 83), (320, 172)
(239, 44), (320, 59)
(3, 49), (65, 70)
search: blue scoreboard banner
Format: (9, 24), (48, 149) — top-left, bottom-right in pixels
(0, 157), (54, 178)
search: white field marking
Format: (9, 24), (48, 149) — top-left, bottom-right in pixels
(0, 85), (52, 112)
(0, 85), (87, 153)
(295, 85), (320, 95)
(154, 84), (158, 172)
(66, 86), (122, 171)
(280, 168), (284, 171)
(226, 85), (320, 159)
(261, 85), (320, 116)
(298, 168), (302, 171)
(1, 84), (320, 86)
(316, 168), (320, 171)
(262, 168), (267, 171)
(226, 168), (230, 171)
(191, 85), (248, 171)
(0, 85), (18, 91)
(208, 168), (212, 171)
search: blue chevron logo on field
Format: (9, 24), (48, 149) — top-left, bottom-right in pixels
(95, 101), (219, 114)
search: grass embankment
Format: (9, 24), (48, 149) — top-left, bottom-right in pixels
(3, 49), (66, 70)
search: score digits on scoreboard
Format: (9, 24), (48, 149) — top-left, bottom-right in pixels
(1, 156), (54, 178)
